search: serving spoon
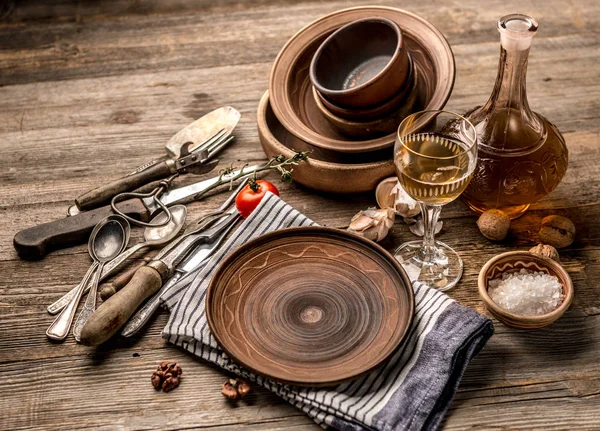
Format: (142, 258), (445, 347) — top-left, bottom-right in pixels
(46, 216), (129, 341)
(47, 205), (187, 315)
(72, 216), (130, 342)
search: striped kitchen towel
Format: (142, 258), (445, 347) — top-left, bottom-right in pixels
(163, 192), (494, 431)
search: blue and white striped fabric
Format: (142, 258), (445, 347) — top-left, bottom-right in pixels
(162, 192), (493, 431)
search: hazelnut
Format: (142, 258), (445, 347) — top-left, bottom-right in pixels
(221, 380), (239, 400)
(235, 378), (251, 397)
(539, 215), (575, 248)
(477, 209), (510, 241)
(529, 244), (560, 262)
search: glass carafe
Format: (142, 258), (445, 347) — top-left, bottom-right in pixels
(461, 14), (568, 219)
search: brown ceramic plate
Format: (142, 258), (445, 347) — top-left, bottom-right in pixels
(258, 91), (395, 193)
(206, 227), (415, 387)
(269, 6), (455, 154)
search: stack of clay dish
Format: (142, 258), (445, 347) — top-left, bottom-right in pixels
(258, 6), (455, 193)
(309, 18), (416, 139)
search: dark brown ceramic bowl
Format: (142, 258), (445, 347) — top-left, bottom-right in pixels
(478, 251), (574, 329)
(310, 18), (410, 108)
(316, 55), (414, 121)
(312, 67), (418, 139)
(269, 6), (455, 154)
(257, 91), (394, 194)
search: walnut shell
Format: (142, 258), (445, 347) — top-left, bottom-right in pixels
(476, 209), (510, 241)
(539, 215), (575, 248)
(529, 244), (560, 262)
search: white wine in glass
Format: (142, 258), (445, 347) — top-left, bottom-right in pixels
(394, 111), (477, 291)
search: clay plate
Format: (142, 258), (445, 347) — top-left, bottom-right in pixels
(258, 91), (395, 193)
(206, 226), (415, 387)
(478, 251), (574, 329)
(269, 6), (455, 154)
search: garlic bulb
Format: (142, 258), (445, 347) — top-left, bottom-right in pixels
(375, 177), (420, 218)
(348, 207), (395, 242)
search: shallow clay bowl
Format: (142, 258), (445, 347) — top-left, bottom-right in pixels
(206, 226), (415, 386)
(269, 6), (455, 154)
(313, 67), (418, 139)
(310, 17), (410, 108)
(316, 56), (414, 121)
(478, 251), (573, 329)
(257, 91), (394, 194)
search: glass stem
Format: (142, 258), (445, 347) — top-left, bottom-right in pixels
(419, 203), (442, 262)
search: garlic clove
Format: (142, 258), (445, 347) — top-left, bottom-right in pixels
(348, 207), (395, 242)
(349, 214), (376, 231)
(375, 177), (420, 218)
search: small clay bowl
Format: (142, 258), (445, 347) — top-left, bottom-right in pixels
(316, 55), (414, 121)
(478, 251), (574, 329)
(312, 66), (418, 139)
(310, 17), (410, 108)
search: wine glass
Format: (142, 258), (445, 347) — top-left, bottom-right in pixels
(393, 110), (477, 291)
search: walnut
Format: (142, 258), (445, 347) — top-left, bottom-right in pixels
(151, 361), (182, 392)
(222, 379), (239, 400)
(529, 244), (560, 262)
(151, 371), (164, 390)
(162, 376), (180, 393)
(539, 215), (575, 248)
(477, 209), (510, 241)
(235, 378), (251, 397)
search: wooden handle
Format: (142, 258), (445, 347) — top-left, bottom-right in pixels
(79, 266), (163, 346)
(99, 257), (152, 300)
(75, 161), (172, 211)
(13, 199), (149, 260)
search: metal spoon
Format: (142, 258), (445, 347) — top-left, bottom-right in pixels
(46, 216), (129, 341)
(47, 205), (187, 315)
(72, 216), (130, 342)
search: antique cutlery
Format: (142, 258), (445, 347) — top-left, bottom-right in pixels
(73, 106), (240, 212)
(14, 164), (260, 259)
(121, 210), (241, 337)
(119, 181), (247, 336)
(79, 208), (240, 345)
(72, 215), (131, 342)
(46, 215), (129, 341)
(46, 206), (187, 315)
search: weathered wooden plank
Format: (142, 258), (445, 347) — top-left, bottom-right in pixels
(1, 0), (599, 430)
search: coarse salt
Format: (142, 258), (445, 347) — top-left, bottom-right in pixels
(488, 269), (564, 316)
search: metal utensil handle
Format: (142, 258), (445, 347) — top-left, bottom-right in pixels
(75, 162), (173, 211)
(72, 261), (105, 342)
(120, 272), (183, 337)
(47, 262), (97, 315)
(46, 243), (143, 315)
(46, 264), (97, 341)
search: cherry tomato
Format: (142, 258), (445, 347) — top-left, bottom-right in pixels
(235, 180), (279, 218)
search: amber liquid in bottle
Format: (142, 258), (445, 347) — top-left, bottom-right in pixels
(461, 14), (568, 219)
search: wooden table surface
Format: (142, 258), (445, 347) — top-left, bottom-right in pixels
(1, 0), (599, 429)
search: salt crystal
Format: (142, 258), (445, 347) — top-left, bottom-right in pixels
(488, 269), (564, 316)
